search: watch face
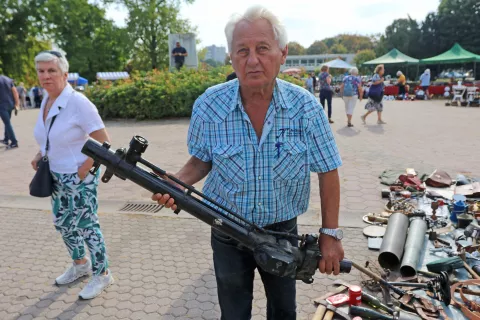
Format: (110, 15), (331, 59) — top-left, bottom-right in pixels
(336, 229), (344, 240)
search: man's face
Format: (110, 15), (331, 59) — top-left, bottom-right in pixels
(230, 19), (287, 89)
(176, 42), (180, 47)
(36, 60), (67, 93)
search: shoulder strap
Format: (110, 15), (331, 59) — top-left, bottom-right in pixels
(45, 115), (58, 154)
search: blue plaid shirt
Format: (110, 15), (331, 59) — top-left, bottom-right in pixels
(187, 78), (342, 227)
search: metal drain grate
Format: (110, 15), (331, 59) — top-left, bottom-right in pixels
(118, 202), (164, 213)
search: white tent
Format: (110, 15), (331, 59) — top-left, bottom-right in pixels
(323, 58), (354, 69)
(96, 72), (129, 81)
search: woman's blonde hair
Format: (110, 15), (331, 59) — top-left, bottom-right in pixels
(320, 65), (329, 72)
(374, 64), (384, 74)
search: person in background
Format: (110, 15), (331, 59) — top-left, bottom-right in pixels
(305, 74), (314, 94)
(32, 51), (113, 299)
(172, 41), (188, 70)
(0, 74), (20, 149)
(419, 69), (431, 100)
(396, 71), (406, 99)
(33, 85), (43, 108)
(319, 65), (334, 123)
(361, 64), (386, 125)
(311, 71), (317, 92)
(340, 67), (363, 127)
(16, 82), (27, 109)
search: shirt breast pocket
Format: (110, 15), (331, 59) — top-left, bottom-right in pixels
(213, 145), (246, 185)
(273, 141), (308, 181)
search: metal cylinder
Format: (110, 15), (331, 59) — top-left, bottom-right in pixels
(378, 212), (409, 269)
(400, 218), (427, 277)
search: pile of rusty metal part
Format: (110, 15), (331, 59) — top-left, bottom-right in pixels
(311, 169), (480, 320)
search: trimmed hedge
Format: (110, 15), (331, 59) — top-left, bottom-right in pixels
(86, 66), (304, 120)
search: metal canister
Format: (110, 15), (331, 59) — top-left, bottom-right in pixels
(349, 285), (362, 306)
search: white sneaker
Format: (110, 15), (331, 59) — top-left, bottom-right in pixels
(55, 259), (92, 285)
(79, 270), (114, 300)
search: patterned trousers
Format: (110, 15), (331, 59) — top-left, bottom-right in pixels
(51, 170), (109, 275)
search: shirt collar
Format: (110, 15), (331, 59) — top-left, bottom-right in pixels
(233, 78), (292, 113)
(43, 83), (75, 120)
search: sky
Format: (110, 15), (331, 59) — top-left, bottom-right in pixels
(105, 0), (440, 52)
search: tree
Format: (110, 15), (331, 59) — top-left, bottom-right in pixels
(330, 43), (347, 54)
(197, 47), (208, 62)
(120, 0), (197, 70)
(435, 0), (480, 54)
(381, 17), (422, 58)
(287, 41), (305, 55)
(44, 0), (131, 80)
(354, 49), (376, 74)
(306, 41), (328, 54)
(224, 54), (232, 66)
(0, 0), (50, 85)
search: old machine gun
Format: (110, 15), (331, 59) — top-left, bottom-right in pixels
(82, 135), (352, 284)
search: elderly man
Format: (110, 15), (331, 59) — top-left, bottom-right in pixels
(153, 6), (344, 319)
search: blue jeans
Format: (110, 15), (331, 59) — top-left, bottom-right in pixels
(211, 218), (298, 320)
(0, 109), (17, 144)
(320, 89), (333, 119)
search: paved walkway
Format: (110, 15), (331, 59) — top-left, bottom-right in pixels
(0, 208), (369, 320)
(1, 99), (479, 225)
(0, 98), (479, 319)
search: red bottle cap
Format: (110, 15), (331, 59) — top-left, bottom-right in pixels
(348, 285), (362, 306)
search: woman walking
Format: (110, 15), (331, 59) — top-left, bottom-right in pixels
(340, 67), (363, 127)
(419, 69), (431, 100)
(319, 65), (334, 123)
(396, 71), (406, 99)
(31, 51), (113, 299)
(361, 64), (386, 125)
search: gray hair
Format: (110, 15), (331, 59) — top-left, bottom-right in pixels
(397, 71), (403, 76)
(349, 67), (359, 75)
(225, 6), (288, 53)
(34, 52), (69, 73)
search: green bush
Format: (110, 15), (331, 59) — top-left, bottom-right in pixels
(86, 66), (304, 120)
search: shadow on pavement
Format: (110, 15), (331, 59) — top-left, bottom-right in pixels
(336, 127), (360, 137)
(19, 279), (89, 318)
(365, 124), (385, 135)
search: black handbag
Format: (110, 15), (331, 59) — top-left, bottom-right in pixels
(29, 115), (57, 198)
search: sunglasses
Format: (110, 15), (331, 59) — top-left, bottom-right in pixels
(41, 50), (63, 58)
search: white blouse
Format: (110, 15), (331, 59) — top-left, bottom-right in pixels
(33, 84), (105, 174)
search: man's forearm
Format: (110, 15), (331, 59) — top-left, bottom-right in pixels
(175, 156), (212, 186)
(318, 169), (340, 229)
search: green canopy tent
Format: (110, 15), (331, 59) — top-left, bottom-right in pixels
(363, 48), (419, 65)
(363, 48), (419, 78)
(420, 43), (480, 78)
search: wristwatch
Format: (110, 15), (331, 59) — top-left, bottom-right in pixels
(319, 228), (344, 240)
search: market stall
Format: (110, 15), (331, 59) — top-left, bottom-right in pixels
(420, 43), (480, 78)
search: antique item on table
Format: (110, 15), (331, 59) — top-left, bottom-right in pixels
(400, 218), (428, 277)
(425, 170), (452, 188)
(378, 213), (409, 269)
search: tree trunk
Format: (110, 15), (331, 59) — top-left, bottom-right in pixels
(151, 35), (157, 69)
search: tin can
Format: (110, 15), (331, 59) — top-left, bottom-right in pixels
(349, 285), (362, 306)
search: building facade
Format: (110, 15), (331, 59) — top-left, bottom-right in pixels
(205, 45), (227, 64)
(281, 53), (356, 72)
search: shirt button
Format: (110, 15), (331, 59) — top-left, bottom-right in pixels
(258, 202), (262, 206)
(258, 176), (262, 180)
